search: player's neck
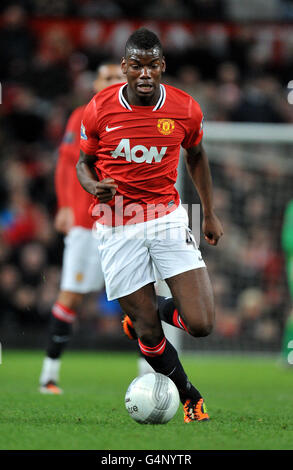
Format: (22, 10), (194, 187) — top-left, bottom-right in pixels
(123, 85), (160, 107)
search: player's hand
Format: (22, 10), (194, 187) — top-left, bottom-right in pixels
(92, 178), (118, 203)
(54, 207), (74, 235)
(202, 212), (223, 246)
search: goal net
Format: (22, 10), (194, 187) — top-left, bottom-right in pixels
(179, 122), (293, 354)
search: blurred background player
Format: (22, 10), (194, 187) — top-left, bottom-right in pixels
(281, 199), (293, 366)
(39, 62), (125, 394)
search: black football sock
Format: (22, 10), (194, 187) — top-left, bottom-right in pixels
(138, 337), (202, 404)
(157, 295), (188, 332)
(46, 313), (73, 360)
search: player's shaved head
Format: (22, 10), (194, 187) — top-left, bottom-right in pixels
(125, 28), (163, 58)
(121, 29), (166, 106)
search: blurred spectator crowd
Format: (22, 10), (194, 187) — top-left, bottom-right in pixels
(2, 0), (293, 21)
(0, 2), (292, 349)
(194, 143), (292, 350)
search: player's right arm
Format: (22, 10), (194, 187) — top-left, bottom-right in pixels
(76, 98), (118, 203)
(55, 149), (74, 233)
(76, 151), (117, 203)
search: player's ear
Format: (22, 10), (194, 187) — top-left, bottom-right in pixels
(161, 56), (166, 73)
(121, 58), (127, 75)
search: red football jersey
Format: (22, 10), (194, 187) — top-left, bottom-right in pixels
(55, 105), (94, 229)
(80, 83), (203, 226)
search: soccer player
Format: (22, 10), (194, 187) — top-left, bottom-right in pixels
(39, 62), (125, 394)
(76, 29), (223, 422)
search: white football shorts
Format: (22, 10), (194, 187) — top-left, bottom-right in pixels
(93, 204), (206, 301)
(60, 226), (104, 293)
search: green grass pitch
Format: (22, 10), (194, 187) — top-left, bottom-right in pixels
(0, 350), (292, 450)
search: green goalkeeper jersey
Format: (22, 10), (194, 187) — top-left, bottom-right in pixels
(282, 200), (293, 255)
(282, 199), (293, 298)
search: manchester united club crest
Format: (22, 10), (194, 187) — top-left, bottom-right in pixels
(157, 119), (175, 135)
(75, 272), (84, 282)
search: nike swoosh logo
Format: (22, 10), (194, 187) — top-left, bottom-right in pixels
(106, 125), (123, 132)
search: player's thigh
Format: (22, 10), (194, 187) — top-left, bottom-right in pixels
(149, 204), (206, 281)
(166, 267), (215, 336)
(94, 224), (156, 301)
(149, 236), (214, 335)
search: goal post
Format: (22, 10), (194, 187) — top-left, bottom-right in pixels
(178, 122), (293, 354)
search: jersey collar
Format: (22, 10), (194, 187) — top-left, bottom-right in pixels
(119, 83), (166, 111)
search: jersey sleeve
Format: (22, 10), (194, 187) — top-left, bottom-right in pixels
(55, 108), (81, 208)
(80, 97), (100, 155)
(55, 148), (74, 208)
(181, 98), (204, 149)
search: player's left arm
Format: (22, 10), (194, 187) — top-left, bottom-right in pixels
(184, 142), (223, 246)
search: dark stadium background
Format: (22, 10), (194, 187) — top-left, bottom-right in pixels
(0, 0), (292, 355)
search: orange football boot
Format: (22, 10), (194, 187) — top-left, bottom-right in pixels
(39, 381), (63, 395)
(122, 314), (137, 340)
(183, 398), (209, 423)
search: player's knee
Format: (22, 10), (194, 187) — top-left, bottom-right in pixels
(186, 305), (215, 337)
(187, 319), (213, 337)
(57, 291), (83, 311)
(191, 320), (213, 337)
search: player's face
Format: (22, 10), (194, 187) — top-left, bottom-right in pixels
(93, 64), (125, 93)
(121, 48), (166, 105)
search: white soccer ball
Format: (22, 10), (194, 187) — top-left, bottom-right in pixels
(125, 372), (180, 424)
